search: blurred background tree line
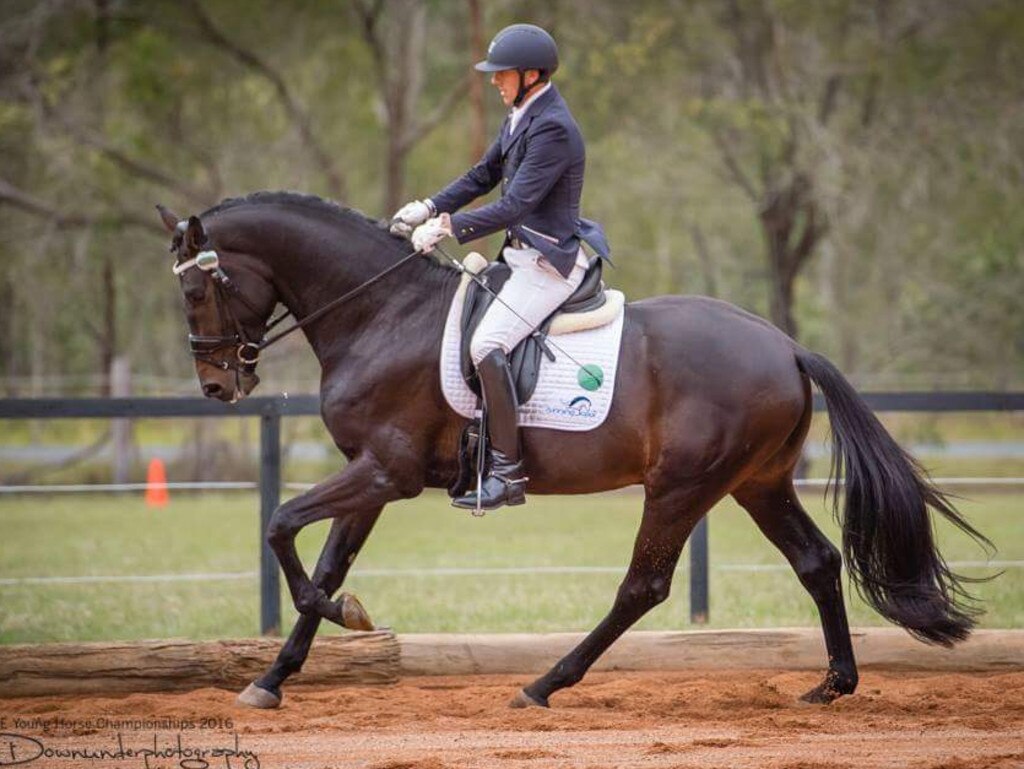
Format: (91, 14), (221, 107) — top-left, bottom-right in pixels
(1, 0), (1021, 398)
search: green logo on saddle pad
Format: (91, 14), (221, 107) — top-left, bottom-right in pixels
(577, 364), (604, 391)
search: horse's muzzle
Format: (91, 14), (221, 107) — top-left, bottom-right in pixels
(197, 362), (259, 403)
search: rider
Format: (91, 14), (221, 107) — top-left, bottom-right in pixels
(391, 23), (610, 511)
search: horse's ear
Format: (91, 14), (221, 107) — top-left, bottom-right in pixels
(184, 215), (207, 251)
(156, 204), (180, 233)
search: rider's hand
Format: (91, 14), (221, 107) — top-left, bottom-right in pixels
(412, 214), (452, 254)
(390, 199), (435, 236)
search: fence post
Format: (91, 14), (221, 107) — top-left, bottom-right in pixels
(110, 356), (133, 484)
(689, 516), (709, 624)
(259, 405), (282, 636)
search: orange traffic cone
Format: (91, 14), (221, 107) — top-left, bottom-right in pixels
(145, 458), (169, 508)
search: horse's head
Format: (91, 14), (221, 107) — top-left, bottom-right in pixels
(158, 205), (277, 402)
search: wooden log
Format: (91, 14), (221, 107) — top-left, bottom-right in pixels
(2, 628), (1019, 697)
(0, 631), (398, 698)
(398, 628), (1024, 676)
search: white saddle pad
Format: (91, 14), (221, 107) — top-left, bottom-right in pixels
(440, 281), (626, 432)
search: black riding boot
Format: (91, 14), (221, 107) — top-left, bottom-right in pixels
(452, 349), (528, 510)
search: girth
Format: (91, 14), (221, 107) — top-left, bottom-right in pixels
(459, 255), (606, 404)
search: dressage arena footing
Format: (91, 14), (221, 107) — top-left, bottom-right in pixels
(1, 628), (1021, 698)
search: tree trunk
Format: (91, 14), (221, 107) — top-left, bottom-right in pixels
(385, 136), (407, 215)
(95, 1), (119, 397)
(758, 173), (824, 340)
(690, 224), (718, 297)
(468, 0), (486, 162)
(766, 255), (798, 339)
(100, 253), (117, 396)
(0, 271), (14, 395)
(381, 0), (426, 214)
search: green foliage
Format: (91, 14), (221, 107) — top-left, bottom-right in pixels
(0, 0), (1021, 391)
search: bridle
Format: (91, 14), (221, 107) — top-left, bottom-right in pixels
(172, 243), (420, 388)
(173, 249), (272, 384)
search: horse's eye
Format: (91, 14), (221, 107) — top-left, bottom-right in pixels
(184, 284), (206, 303)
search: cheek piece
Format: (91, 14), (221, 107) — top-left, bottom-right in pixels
(174, 248), (265, 393)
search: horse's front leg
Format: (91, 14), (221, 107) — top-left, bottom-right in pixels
(238, 508), (383, 708)
(266, 453), (413, 627)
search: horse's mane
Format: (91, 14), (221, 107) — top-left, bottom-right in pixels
(203, 191), (404, 249)
(200, 190), (458, 275)
(201, 190), (381, 230)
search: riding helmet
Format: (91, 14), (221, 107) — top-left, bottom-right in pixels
(475, 24), (559, 76)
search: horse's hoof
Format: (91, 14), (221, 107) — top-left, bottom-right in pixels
(509, 689), (549, 709)
(236, 682), (282, 709)
(799, 671), (856, 705)
(340, 592), (375, 631)
(799, 682), (842, 705)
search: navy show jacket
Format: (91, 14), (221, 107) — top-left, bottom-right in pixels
(430, 84), (610, 279)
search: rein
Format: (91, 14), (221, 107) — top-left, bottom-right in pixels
(258, 248), (421, 349)
(174, 246), (421, 371)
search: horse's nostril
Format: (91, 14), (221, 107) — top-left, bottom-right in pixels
(202, 382), (223, 398)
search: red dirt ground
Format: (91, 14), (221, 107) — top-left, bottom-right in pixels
(2, 669), (1022, 768)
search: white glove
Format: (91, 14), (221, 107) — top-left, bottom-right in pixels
(411, 215), (452, 254)
(390, 199), (434, 236)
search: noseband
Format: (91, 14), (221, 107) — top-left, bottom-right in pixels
(173, 250), (271, 378)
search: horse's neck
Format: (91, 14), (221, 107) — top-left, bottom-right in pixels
(303, 262), (458, 371)
(217, 207), (458, 367)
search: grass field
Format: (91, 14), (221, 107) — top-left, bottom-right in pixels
(0, 488), (1019, 644)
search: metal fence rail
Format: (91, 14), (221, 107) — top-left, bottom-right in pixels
(3, 476), (1022, 495)
(1, 392), (1022, 634)
(0, 395), (314, 636)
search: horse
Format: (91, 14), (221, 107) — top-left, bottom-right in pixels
(158, 191), (988, 710)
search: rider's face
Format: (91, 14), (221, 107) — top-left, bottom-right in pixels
(491, 69), (540, 107)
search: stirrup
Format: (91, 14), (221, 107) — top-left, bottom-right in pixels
(451, 473), (528, 512)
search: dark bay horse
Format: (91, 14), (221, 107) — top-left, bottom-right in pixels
(158, 191), (987, 710)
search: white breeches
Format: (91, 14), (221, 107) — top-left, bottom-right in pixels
(469, 246), (588, 366)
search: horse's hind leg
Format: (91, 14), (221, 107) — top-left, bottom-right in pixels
(238, 508), (382, 708)
(733, 478), (858, 703)
(515, 485), (720, 708)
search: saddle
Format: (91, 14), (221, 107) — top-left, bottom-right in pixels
(459, 254), (609, 404)
(450, 252), (620, 500)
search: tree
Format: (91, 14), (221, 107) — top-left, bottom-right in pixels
(352, 0), (472, 214)
(0, 0), (1020, 397)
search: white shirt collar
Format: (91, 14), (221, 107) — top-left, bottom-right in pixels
(509, 82), (551, 134)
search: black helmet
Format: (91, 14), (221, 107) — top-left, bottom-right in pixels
(475, 23), (559, 77)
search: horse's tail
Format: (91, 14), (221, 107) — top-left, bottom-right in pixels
(795, 349), (991, 646)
